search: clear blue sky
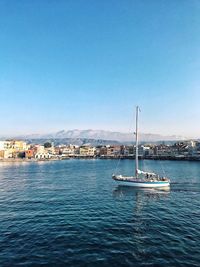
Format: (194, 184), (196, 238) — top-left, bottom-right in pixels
(0, 0), (200, 137)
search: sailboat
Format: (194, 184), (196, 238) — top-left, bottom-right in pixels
(112, 106), (170, 188)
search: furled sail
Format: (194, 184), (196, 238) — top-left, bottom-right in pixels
(137, 169), (156, 176)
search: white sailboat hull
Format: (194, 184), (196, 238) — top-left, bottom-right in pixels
(112, 176), (170, 188)
(114, 181), (170, 188)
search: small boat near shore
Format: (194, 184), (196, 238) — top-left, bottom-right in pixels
(112, 106), (170, 188)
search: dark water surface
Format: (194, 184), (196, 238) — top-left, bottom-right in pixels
(0, 159), (200, 267)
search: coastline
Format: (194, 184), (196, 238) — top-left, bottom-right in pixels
(0, 155), (200, 163)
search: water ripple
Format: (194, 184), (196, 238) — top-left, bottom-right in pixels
(0, 159), (200, 266)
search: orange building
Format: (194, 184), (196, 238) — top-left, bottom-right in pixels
(25, 149), (34, 159)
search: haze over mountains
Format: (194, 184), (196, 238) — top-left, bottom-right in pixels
(4, 129), (187, 143)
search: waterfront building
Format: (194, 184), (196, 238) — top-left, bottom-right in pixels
(99, 146), (107, 156)
(12, 140), (27, 151)
(94, 146), (101, 157)
(79, 146), (96, 156)
(35, 152), (52, 159)
(0, 141), (5, 150)
(34, 145), (52, 159)
(0, 141), (12, 150)
(122, 146), (130, 156)
(62, 145), (77, 157)
(25, 149), (34, 159)
(128, 146), (134, 156)
(35, 145), (45, 154)
(3, 149), (13, 159)
(106, 145), (121, 157)
(133, 145), (149, 157)
(0, 140), (27, 158)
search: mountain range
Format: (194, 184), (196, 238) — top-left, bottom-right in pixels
(4, 129), (187, 143)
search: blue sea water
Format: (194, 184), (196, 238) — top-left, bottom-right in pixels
(0, 159), (199, 267)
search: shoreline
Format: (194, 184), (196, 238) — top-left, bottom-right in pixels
(0, 156), (200, 163)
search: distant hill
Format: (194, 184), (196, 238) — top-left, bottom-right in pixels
(0, 129), (187, 145)
(18, 129), (186, 141)
(21, 138), (120, 146)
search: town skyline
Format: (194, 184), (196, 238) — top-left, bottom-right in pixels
(1, 138), (200, 162)
(1, 1), (200, 137)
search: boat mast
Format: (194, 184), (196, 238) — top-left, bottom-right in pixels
(135, 106), (139, 178)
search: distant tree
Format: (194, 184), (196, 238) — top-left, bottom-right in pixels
(18, 152), (26, 158)
(44, 142), (52, 148)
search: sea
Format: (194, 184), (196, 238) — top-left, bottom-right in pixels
(0, 159), (199, 267)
